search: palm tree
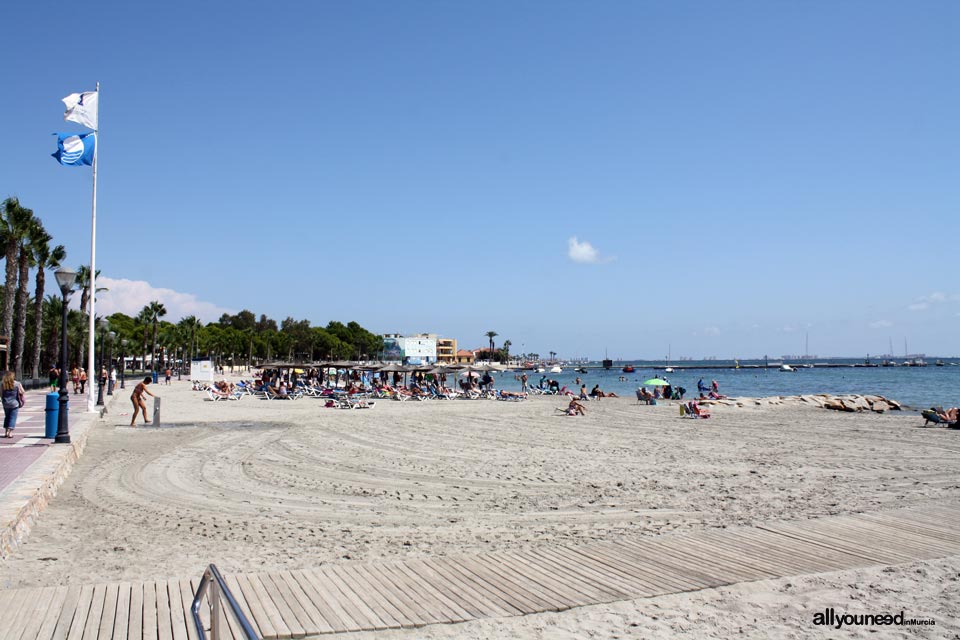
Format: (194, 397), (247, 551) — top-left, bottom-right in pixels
(179, 315), (201, 361)
(146, 300), (167, 372)
(43, 295), (64, 372)
(29, 229), (66, 380)
(136, 307), (151, 373)
(502, 340), (512, 362)
(485, 330), (498, 357)
(12, 218), (47, 377)
(0, 198), (34, 362)
(74, 265), (108, 371)
(75, 265), (108, 316)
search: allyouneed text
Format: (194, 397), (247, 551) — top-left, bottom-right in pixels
(813, 608), (935, 630)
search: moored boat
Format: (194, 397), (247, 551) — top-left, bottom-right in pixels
(622, 365), (635, 373)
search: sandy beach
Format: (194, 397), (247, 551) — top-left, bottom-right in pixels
(1, 379), (957, 637)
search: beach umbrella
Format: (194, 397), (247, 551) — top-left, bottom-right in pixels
(430, 366), (457, 375)
(643, 378), (670, 386)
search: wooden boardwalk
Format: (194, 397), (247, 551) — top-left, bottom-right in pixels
(3, 504), (960, 639)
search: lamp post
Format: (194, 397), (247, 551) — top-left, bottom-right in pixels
(96, 319), (108, 406)
(120, 339), (128, 389)
(106, 331), (116, 395)
(177, 346), (182, 380)
(54, 267), (77, 444)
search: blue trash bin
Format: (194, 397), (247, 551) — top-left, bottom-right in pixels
(152, 371), (159, 384)
(45, 392), (59, 439)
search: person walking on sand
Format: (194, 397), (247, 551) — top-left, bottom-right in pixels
(79, 368), (87, 394)
(165, 367), (172, 385)
(130, 376), (156, 427)
(2, 372), (25, 438)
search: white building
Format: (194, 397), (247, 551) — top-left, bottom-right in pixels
(382, 333), (438, 365)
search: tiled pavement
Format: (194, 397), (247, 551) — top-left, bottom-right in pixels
(0, 386), (93, 493)
(0, 384), (110, 559)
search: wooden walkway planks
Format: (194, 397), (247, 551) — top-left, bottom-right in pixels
(5, 503), (960, 639)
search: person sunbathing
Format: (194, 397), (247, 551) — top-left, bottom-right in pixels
(590, 385), (618, 398)
(499, 390), (527, 399)
(936, 407), (959, 422)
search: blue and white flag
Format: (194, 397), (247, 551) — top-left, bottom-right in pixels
(62, 91), (98, 130)
(52, 132), (96, 166)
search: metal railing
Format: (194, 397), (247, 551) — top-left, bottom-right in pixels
(191, 564), (260, 640)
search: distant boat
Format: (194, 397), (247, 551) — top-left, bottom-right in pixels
(535, 366), (545, 373)
(549, 366), (563, 374)
(664, 367), (674, 373)
(779, 364), (795, 372)
(622, 365), (635, 373)
(936, 360), (945, 367)
(575, 367), (588, 374)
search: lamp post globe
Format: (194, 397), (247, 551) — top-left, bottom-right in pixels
(53, 267), (77, 444)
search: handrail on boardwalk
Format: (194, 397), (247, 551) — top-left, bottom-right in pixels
(191, 564), (260, 640)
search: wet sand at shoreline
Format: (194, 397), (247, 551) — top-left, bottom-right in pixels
(1, 380), (957, 637)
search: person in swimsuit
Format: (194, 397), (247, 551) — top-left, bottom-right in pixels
(130, 376), (156, 426)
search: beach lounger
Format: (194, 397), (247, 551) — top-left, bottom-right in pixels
(922, 408), (957, 427)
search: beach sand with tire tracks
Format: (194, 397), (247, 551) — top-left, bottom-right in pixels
(0, 379), (957, 637)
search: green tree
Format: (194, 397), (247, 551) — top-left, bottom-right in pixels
(12, 217), (42, 376)
(0, 198), (34, 359)
(485, 331), (498, 356)
(145, 301), (167, 371)
(30, 230), (66, 379)
(136, 307), (151, 373)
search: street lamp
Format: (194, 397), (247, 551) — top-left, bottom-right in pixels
(106, 331), (116, 395)
(96, 319), (108, 406)
(54, 267), (77, 444)
(120, 339), (128, 389)
(177, 346), (182, 380)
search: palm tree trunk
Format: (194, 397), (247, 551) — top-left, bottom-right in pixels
(2, 240), (18, 355)
(151, 322), (158, 372)
(142, 325), (148, 374)
(30, 269), (46, 380)
(12, 246), (30, 377)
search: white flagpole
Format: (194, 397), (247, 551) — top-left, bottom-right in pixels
(87, 81), (99, 413)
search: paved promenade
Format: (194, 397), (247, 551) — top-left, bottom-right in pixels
(0, 383), (120, 559)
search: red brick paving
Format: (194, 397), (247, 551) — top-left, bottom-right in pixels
(0, 387), (89, 493)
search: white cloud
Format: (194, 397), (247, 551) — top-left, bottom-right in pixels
(907, 292), (959, 311)
(869, 320), (892, 329)
(703, 326), (721, 336)
(94, 277), (232, 323)
(567, 237), (612, 264)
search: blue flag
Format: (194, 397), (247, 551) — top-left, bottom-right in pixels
(52, 132), (96, 166)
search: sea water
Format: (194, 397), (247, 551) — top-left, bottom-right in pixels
(497, 359), (960, 409)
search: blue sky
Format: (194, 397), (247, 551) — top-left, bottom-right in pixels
(3, 1), (958, 358)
